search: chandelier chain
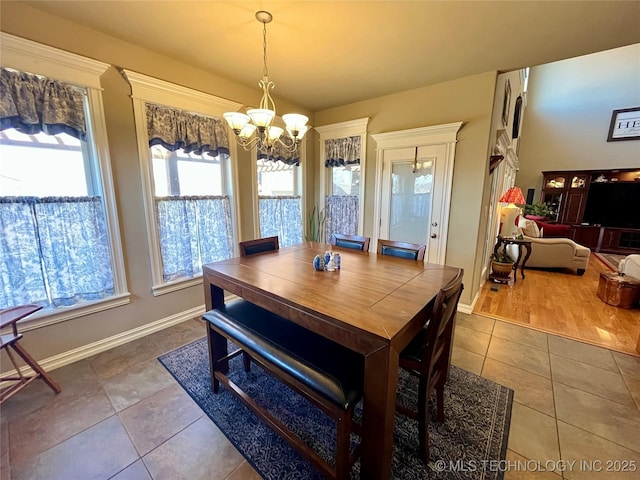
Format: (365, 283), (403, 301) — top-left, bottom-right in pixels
(262, 21), (269, 80)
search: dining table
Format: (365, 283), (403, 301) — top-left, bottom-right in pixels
(202, 241), (462, 479)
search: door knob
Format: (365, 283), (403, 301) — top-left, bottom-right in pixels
(430, 233), (437, 238)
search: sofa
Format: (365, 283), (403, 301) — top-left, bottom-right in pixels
(619, 255), (640, 280)
(509, 218), (591, 275)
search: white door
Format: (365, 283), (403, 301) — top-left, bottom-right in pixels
(379, 144), (449, 263)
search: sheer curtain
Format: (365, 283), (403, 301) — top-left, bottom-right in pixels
(0, 197), (113, 308)
(156, 196), (233, 281)
(324, 136), (361, 238)
(259, 196), (303, 247)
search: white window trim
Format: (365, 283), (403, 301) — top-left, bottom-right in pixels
(315, 118), (369, 235)
(1, 32), (130, 325)
(122, 70), (242, 295)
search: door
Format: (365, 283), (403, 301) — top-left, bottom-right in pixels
(379, 144), (449, 263)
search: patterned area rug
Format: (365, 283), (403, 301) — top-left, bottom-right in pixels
(159, 338), (513, 480)
(594, 252), (626, 271)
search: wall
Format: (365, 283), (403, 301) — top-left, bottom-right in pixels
(517, 43), (640, 198)
(314, 72), (498, 306)
(0, 2), (313, 364)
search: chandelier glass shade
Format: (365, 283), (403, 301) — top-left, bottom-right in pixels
(224, 11), (309, 157)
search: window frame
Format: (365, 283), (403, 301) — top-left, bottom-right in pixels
(0, 32), (130, 328)
(315, 118), (369, 236)
(122, 70), (242, 295)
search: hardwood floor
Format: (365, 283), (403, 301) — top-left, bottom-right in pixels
(474, 254), (640, 356)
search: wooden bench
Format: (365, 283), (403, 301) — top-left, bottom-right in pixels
(203, 299), (364, 479)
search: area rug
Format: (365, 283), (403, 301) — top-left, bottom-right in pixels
(594, 252), (626, 272)
(159, 338), (513, 480)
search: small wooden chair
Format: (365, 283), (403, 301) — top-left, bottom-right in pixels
(239, 236), (279, 257)
(377, 239), (426, 261)
(396, 270), (464, 462)
(1, 305), (61, 404)
(330, 233), (370, 252)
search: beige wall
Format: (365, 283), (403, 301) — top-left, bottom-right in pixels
(517, 43), (640, 198)
(0, 2), (313, 363)
(314, 72), (498, 305)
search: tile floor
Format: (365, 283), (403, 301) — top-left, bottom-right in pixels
(1, 313), (639, 479)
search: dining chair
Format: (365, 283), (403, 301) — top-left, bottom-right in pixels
(1, 305), (61, 404)
(395, 269), (464, 462)
(239, 236), (279, 257)
(377, 239), (426, 261)
(330, 233), (370, 252)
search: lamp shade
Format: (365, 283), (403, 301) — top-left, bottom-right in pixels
(499, 186), (525, 204)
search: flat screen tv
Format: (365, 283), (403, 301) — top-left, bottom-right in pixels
(582, 182), (640, 229)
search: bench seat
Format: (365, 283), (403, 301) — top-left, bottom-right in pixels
(203, 299), (364, 479)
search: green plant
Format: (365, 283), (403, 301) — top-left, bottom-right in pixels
(305, 205), (325, 242)
(522, 202), (551, 218)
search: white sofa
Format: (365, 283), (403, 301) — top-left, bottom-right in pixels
(508, 218), (591, 275)
(619, 254), (640, 280)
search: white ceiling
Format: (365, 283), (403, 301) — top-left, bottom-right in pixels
(19, 0), (640, 111)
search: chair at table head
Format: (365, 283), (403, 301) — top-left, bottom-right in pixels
(1, 305), (61, 404)
(239, 236), (279, 257)
(330, 233), (370, 252)
(377, 239), (426, 261)
(396, 269), (464, 462)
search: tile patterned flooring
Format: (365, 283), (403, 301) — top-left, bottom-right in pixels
(1, 313), (640, 479)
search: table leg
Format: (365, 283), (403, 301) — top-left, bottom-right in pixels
(361, 345), (398, 480)
(521, 244), (532, 279)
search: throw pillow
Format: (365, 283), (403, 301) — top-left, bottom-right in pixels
(519, 218), (540, 238)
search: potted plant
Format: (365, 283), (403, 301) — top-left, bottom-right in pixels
(490, 244), (514, 279)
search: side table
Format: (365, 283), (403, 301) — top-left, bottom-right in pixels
(490, 236), (532, 284)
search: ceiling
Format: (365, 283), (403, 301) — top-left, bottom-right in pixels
(18, 1), (640, 111)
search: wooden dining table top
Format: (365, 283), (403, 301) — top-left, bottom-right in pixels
(202, 241), (462, 479)
(203, 242), (460, 352)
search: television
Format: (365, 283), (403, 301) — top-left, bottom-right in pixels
(582, 182), (640, 229)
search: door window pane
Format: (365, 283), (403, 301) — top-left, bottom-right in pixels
(390, 160), (432, 244)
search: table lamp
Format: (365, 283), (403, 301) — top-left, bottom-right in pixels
(499, 186), (525, 238)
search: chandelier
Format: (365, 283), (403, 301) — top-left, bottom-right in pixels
(224, 11), (309, 157)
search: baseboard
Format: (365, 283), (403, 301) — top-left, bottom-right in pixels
(458, 289), (479, 315)
(1, 304), (206, 379)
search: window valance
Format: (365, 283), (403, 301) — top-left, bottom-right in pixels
(0, 67), (87, 140)
(145, 103), (230, 158)
(324, 136), (361, 167)
(258, 135), (300, 166)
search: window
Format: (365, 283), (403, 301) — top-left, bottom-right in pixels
(315, 118), (369, 241)
(0, 33), (128, 317)
(123, 70), (241, 295)
(257, 158), (303, 247)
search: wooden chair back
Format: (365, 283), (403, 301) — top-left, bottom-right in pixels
(330, 233), (370, 252)
(377, 239), (426, 261)
(239, 236), (279, 257)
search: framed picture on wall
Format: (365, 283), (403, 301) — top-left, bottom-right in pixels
(607, 107), (640, 141)
(501, 79), (511, 127)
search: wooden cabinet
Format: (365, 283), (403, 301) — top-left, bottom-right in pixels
(541, 171), (589, 224)
(538, 168), (640, 254)
(571, 225), (600, 250)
